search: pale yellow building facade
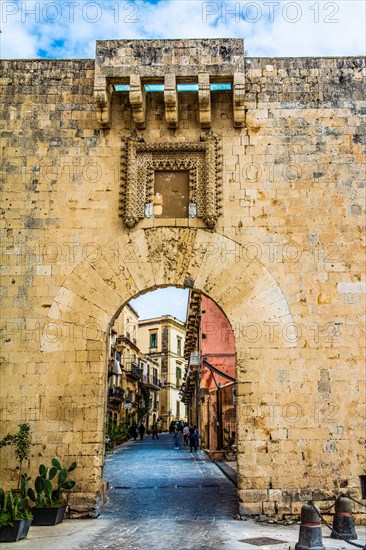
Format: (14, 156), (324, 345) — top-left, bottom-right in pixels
(0, 39), (365, 520)
(138, 315), (187, 427)
(108, 304), (162, 429)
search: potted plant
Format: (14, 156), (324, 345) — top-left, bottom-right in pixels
(223, 428), (237, 461)
(0, 488), (32, 542)
(0, 423), (32, 490)
(27, 458), (77, 526)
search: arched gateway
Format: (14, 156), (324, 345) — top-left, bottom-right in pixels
(43, 228), (295, 515)
(1, 39), (365, 520)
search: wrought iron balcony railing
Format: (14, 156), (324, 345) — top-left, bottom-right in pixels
(108, 387), (124, 402)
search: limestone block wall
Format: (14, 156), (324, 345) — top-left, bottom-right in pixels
(0, 48), (365, 518)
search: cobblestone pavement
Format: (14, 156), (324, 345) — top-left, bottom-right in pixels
(78, 432), (238, 549)
(101, 432), (238, 520)
(2, 434), (365, 549)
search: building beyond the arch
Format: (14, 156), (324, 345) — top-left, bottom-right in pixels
(0, 39), (365, 521)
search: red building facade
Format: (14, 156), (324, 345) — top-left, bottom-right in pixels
(183, 292), (236, 455)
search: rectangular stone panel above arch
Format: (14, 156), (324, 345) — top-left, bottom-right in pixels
(119, 131), (223, 228)
(153, 171), (189, 219)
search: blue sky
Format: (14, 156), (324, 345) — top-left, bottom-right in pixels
(130, 288), (189, 322)
(1, 1), (365, 58)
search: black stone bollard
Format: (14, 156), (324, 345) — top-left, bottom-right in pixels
(331, 497), (358, 540)
(295, 504), (325, 550)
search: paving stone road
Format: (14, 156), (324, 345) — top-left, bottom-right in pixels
(101, 432), (238, 520)
(3, 434), (365, 550)
(78, 432), (238, 549)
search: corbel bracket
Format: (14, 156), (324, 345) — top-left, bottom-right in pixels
(129, 74), (146, 129)
(198, 73), (211, 129)
(95, 81), (112, 127)
(164, 73), (178, 129)
(233, 72), (245, 128)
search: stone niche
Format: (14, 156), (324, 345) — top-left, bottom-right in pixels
(94, 38), (245, 129)
(119, 130), (223, 228)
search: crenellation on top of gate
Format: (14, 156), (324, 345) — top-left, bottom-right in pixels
(94, 38), (245, 129)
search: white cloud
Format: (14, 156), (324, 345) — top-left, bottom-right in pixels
(0, 17), (38, 58)
(243, 1), (366, 57)
(1, 0), (365, 59)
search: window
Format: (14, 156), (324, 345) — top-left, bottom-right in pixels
(152, 368), (158, 386)
(119, 133), (222, 229)
(176, 366), (182, 386)
(177, 337), (182, 356)
(154, 171), (189, 218)
(150, 332), (157, 348)
(176, 401), (180, 417)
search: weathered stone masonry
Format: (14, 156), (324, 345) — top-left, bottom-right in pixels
(0, 40), (365, 519)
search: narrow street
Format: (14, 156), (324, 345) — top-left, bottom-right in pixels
(4, 435), (365, 550)
(102, 432), (237, 520)
(79, 432), (238, 548)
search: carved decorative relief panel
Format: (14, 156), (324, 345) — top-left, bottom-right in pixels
(119, 131), (223, 228)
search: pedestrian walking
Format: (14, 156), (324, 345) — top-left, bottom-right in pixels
(188, 424), (198, 452)
(151, 423), (159, 439)
(173, 426), (180, 449)
(138, 422), (146, 441)
(130, 424), (138, 441)
(194, 425), (200, 450)
(183, 422), (189, 446)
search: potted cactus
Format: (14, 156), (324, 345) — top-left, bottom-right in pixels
(27, 458), (77, 525)
(0, 488), (32, 542)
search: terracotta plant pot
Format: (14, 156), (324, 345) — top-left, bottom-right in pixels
(31, 504), (67, 526)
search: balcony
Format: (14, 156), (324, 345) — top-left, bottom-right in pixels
(125, 331), (137, 345)
(142, 374), (160, 388)
(125, 362), (142, 380)
(116, 333), (138, 350)
(108, 387), (124, 403)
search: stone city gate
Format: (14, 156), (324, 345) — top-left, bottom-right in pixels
(1, 39), (365, 519)
(41, 229), (296, 515)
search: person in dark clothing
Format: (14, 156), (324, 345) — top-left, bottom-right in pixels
(138, 422), (146, 440)
(151, 423), (159, 439)
(130, 424), (138, 441)
(188, 424), (198, 452)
